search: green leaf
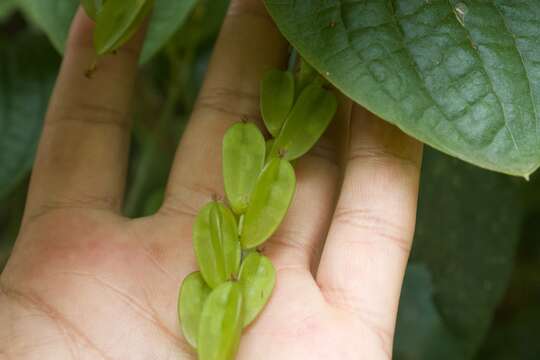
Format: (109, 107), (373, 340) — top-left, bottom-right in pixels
(394, 264), (465, 359)
(93, 0), (153, 55)
(241, 158), (296, 249)
(269, 82), (337, 161)
(0, 0), (17, 21)
(19, 0), (197, 63)
(193, 202), (241, 288)
(222, 122), (266, 215)
(178, 272), (211, 349)
(394, 148), (523, 359)
(265, 0), (540, 177)
(198, 282), (243, 360)
(260, 69), (295, 137)
(238, 252), (276, 327)
(0, 33), (59, 200)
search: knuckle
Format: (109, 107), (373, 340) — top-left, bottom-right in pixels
(195, 86), (260, 121)
(48, 102), (130, 131)
(348, 144), (420, 171)
(332, 207), (412, 255)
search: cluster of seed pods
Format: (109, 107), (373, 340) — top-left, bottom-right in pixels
(179, 61), (338, 360)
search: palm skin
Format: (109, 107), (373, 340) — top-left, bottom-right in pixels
(0, 0), (422, 359)
(1, 207), (387, 359)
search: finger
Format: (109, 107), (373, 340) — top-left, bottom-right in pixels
(317, 106), (423, 344)
(262, 96), (351, 273)
(162, 0), (289, 217)
(24, 9), (146, 222)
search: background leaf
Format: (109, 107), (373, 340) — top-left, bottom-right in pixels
(0, 32), (59, 200)
(265, 0), (540, 177)
(18, 0), (198, 63)
(394, 148), (523, 359)
(0, 0), (17, 21)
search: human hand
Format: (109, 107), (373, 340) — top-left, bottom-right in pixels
(0, 0), (422, 359)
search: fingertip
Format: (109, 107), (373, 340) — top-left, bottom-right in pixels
(65, 7), (96, 52)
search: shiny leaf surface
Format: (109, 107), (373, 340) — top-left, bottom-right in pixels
(178, 272), (211, 348)
(241, 158), (295, 249)
(269, 82), (337, 160)
(198, 282), (243, 360)
(260, 69), (295, 137)
(222, 122), (266, 214)
(193, 202), (241, 288)
(238, 252), (276, 327)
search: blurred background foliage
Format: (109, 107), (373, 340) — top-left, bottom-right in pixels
(0, 2), (539, 359)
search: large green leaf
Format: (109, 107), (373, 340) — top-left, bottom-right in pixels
(0, 33), (59, 200)
(0, 0), (17, 20)
(19, 0), (197, 63)
(265, 0), (540, 177)
(394, 148), (523, 359)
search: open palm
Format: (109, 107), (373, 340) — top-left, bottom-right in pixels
(0, 1), (422, 359)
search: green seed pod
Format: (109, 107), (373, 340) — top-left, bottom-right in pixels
(198, 282), (243, 360)
(296, 58), (320, 96)
(93, 0), (154, 55)
(238, 252), (276, 327)
(193, 202), (241, 288)
(222, 123), (266, 215)
(260, 69), (295, 137)
(178, 272), (210, 348)
(270, 83), (337, 161)
(241, 158), (295, 249)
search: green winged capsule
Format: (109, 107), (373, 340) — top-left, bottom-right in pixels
(178, 272), (210, 349)
(81, 0), (104, 20)
(93, 0), (154, 55)
(241, 158), (295, 249)
(238, 252), (276, 327)
(198, 282), (243, 360)
(270, 82), (337, 161)
(193, 202), (241, 288)
(260, 69), (295, 137)
(222, 123), (266, 215)
(295, 59), (320, 96)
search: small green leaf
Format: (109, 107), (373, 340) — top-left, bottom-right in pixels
(178, 272), (211, 349)
(260, 69), (295, 137)
(80, 0), (103, 20)
(198, 282), (243, 360)
(241, 158), (295, 249)
(193, 202), (241, 288)
(238, 252), (276, 327)
(270, 82), (337, 160)
(93, 0), (154, 55)
(222, 123), (266, 215)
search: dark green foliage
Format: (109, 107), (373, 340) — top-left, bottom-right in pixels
(0, 32), (59, 200)
(395, 147), (523, 359)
